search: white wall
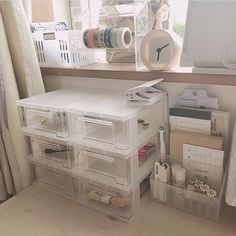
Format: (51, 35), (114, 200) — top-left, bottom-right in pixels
(43, 75), (236, 131)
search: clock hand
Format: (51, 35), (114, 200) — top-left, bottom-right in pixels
(160, 43), (169, 50)
(156, 44), (170, 61)
(156, 48), (161, 61)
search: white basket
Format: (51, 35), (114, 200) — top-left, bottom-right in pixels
(150, 170), (226, 221)
(32, 30), (102, 68)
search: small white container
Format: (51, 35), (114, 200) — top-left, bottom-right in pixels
(30, 137), (77, 168)
(175, 167), (186, 189)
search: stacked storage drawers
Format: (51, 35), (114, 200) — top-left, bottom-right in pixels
(17, 87), (167, 221)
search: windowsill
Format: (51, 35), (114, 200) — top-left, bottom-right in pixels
(41, 63), (236, 86)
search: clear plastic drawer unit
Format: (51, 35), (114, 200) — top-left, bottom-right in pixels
(75, 135), (158, 186)
(30, 137), (77, 168)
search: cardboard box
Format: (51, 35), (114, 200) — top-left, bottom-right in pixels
(170, 130), (224, 159)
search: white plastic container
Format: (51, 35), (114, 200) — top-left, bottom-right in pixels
(30, 137), (77, 168)
(75, 177), (140, 221)
(32, 30), (105, 68)
(75, 135), (158, 186)
(150, 170), (226, 221)
(67, 90), (166, 152)
(34, 165), (76, 198)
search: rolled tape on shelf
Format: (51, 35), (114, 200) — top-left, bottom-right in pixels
(116, 27), (132, 49)
(110, 28), (119, 48)
(93, 29), (101, 48)
(104, 27), (113, 48)
(83, 29), (89, 48)
(99, 29), (107, 48)
(87, 28), (97, 48)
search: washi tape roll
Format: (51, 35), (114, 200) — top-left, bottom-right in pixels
(93, 28), (101, 48)
(104, 27), (113, 48)
(83, 29), (89, 48)
(110, 27), (119, 48)
(116, 27), (132, 49)
(87, 28), (97, 48)
(99, 28), (106, 48)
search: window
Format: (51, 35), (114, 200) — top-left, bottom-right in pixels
(170, 0), (188, 38)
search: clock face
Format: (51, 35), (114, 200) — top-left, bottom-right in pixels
(140, 30), (175, 70)
(149, 37), (173, 68)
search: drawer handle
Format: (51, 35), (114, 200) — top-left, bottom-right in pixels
(77, 117), (114, 127)
(27, 109), (53, 117)
(80, 151), (115, 163)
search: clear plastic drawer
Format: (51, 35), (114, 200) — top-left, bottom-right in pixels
(72, 115), (132, 150)
(75, 135), (158, 186)
(68, 96), (166, 151)
(75, 179), (140, 220)
(19, 107), (68, 138)
(30, 138), (77, 168)
(34, 165), (75, 198)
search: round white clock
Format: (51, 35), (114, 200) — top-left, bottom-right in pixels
(140, 29), (182, 70)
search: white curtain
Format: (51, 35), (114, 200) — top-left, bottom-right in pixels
(0, 0), (45, 201)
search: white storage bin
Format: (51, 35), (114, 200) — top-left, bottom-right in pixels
(32, 30), (105, 68)
(68, 90), (167, 151)
(75, 178), (140, 221)
(75, 135), (158, 185)
(150, 170), (226, 221)
(30, 137), (77, 168)
(75, 135), (158, 186)
(34, 165), (75, 198)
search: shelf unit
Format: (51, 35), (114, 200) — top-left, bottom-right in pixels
(41, 63), (236, 86)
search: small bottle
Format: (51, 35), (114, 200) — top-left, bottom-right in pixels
(175, 167), (186, 189)
(171, 163), (182, 185)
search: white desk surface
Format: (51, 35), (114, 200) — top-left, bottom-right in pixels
(0, 185), (235, 236)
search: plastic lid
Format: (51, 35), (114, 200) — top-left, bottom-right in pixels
(17, 87), (141, 120)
